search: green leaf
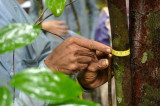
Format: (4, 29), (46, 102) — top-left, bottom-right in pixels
(10, 68), (82, 104)
(0, 87), (12, 106)
(0, 23), (41, 54)
(45, 0), (66, 17)
(49, 99), (101, 106)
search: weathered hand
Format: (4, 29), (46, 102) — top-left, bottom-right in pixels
(42, 20), (69, 36)
(45, 37), (111, 75)
(78, 53), (112, 89)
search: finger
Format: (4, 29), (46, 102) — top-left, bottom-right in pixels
(75, 48), (96, 58)
(88, 59), (109, 72)
(78, 64), (88, 72)
(76, 56), (93, 64)
(96, 51), (104, 56)
(55, 21), (65, 25)
(59, 26), (70, 30)
(96, 50), (108, 58)
(108, 54), (113, 58)
(87, 69), (108, 88)
(73, 37), (111, 54)
(89, 73), (108, 88)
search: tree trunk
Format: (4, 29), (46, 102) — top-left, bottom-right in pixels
(107, 0), (132, 105)
(130, 0), (160, 105)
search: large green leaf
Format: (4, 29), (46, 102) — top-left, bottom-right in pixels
(0, 23), (41, 54)
(10, 68), (82, 104)
(49, 99), (101, 106)
(0, 87), (12, 106)
(45, 0), (66, 17)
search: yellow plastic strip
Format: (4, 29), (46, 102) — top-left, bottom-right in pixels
(74, 75), (83, 99)
(111, 48), (130, 57)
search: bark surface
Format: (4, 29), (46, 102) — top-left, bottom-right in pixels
(130, 0), (160, 105)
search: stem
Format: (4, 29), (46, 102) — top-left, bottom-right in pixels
(42, 29), (65, 40)
(13, 51), (15, 76)
(13, 50), (15, 100)
(37, 14), (52, 25)
(108, 54), (112, 106)
(66, 0), (77, 8)
(35, 8), (48, 25)
(37, 0), (78, 25)
(69, 0), (80, 33)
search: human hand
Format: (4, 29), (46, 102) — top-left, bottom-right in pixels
(41, 20), (69, 36)
(77, 53), (112, 89)
(44, 37), (111, 75)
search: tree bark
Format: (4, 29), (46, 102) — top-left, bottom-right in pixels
(107, 0), (132, 105)
(130, 0), (160, 105)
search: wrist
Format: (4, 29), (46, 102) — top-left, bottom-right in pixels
(41, 22), (49, 31)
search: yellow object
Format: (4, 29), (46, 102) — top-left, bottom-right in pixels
(111, 48), (130, 57)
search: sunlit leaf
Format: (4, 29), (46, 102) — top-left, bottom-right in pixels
(0, 23), (41, 54)
(49, 99), (101, 106)
(10, 68), (82, 104)
(45, 0), (66, 17)
(0, 87), (12, 106)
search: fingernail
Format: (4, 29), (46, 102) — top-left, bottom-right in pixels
(106, 48), (111, 53)
(109, 54), (112, 58)
(103, 60), (108, 66)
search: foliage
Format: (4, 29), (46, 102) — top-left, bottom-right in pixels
(45, 0), (66, 17)
(49, 99), (101, 106)
(0, 87), (12, 106)
(0, 23), (41, 54)
(10, 68), (82, 104)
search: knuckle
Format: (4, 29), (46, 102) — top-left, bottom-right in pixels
(89, 41), (95, 50)
(80, 64), (88, 70)
(97, 63), (103, 69)
(69, 57), (76, 62)
(83, 57), (93, 63)
(88, 66), (95, 72)
(87, 57), (93, 62)
(69, 64), (77, 70)
(67, 44), (77, 52)
(67, 37), (77, 44)
(99, 60), (109, 69)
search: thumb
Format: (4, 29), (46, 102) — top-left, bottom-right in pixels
(88, 59), (109, 72)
